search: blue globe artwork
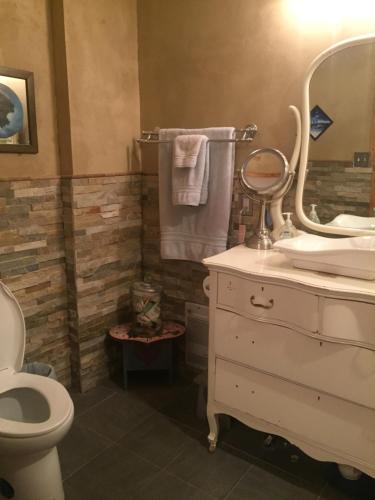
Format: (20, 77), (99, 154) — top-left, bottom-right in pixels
(0, 82), (23, 139)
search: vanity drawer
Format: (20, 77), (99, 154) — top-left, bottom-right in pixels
(215, 358), (375, 464)
(214, 309), (375, 409)
(217, 273), (318, 332)
(320, 298), (375, 347)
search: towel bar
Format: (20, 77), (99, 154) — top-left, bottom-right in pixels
(136, 124), (257, 144)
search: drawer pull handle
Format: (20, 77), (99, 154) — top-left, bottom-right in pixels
(250, 295), (274, 309)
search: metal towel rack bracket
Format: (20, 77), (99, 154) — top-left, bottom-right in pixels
(136, 124), (258, 144)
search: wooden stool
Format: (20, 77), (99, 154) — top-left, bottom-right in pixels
(109, 322), (185, 389)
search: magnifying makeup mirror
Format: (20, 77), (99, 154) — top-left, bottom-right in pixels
(239, 148), (291, 249)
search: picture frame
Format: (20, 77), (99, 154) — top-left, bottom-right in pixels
(0, 66), (38, 153)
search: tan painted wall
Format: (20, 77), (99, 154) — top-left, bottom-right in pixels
(138, 0), (375, 166)
(0, 0), (373, 177)
(63, 0), (141, 175)
(51, 0), (73, 177)
(0, 0), (60, 179)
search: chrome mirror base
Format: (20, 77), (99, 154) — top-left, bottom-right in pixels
(245, 228), (273, 250)
(245, 200), (273, 250)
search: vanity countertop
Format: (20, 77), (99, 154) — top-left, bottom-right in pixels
(203, 245), (375, 301)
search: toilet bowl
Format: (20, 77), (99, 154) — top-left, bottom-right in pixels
(0, 281), (74, 500)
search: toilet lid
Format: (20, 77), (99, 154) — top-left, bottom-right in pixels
(0, 282), (25, 372)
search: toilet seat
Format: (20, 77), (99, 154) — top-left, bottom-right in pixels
(0, 371), (73, 438)
(0, 280), (73, 439)
(0, 282), (26, 373)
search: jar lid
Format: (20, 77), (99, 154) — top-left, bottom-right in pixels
(133, 281), (162, 294)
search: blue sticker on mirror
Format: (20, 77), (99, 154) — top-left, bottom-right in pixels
(310, 105), (333, 141)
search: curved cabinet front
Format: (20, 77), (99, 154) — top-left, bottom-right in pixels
(204, 246), (375, 478)
(217, 273), (319, 333)
(320, 297), (375, 348)
(214, 308), (375, 410)
(215, 359), (375, 467)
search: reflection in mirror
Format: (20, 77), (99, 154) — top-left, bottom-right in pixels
(242, 149), (288, 194)
(326, 214), (375, 230)
(303, 42), (375, 230)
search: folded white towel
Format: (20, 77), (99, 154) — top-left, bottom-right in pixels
(174, 134), (206, 168)
(173, 135), (209, 206)
(159, 127), (235, 262)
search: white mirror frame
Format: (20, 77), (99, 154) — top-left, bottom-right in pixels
(295, 33), (375, 237)
(270, 105), (301, 236)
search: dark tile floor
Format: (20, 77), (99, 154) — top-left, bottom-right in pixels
(59, 372), (375, 500)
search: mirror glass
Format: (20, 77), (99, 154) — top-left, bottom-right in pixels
(303, 42), (375, 230)
(241, 149), (288, 195)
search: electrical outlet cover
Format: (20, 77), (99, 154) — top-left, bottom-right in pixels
(353, 152), (370, 168)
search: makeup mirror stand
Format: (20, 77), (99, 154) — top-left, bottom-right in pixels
(239, 148), (292, 250)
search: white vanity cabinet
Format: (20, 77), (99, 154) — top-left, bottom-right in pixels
(203, 245), (375, 478)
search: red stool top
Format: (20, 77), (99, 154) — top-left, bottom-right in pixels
(109, 322), (185, 343)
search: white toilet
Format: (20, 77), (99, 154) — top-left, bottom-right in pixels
(0, 281), (74, 500)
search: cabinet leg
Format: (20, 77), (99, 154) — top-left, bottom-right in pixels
(338, 464), (362, 481)
(207, 412), (220, 452)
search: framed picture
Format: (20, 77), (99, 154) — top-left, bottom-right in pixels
(0, 66), (38, 153)
(310, 105), (333, 141)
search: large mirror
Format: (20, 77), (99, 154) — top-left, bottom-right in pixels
(295, 34), (375, 236)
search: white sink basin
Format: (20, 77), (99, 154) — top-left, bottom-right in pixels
(273, 233), (375, 280)
(326, 214), (375, 230)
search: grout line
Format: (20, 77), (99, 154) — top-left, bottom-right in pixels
(160, 429), (251, 499)
(81, 424), (117, 446)
(111, 441), (164, 472)
(167, 470), (217, 499)
(130, 466), (217, 499)
(221, 440), (298, 482)
(119, 409), (159, 436)
(63, 440), (162, 485)
(219, 439), (325, 496)
(114, 415), (195, 473)
(222, 463), (254, 500)
(72, 390), (116, 418)
(158, 440), (192, 473)
(62, 440), (116, 482)
(82, 409), (158, 446)
(64, 401), (159, 482)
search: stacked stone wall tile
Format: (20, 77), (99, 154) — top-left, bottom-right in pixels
(0, 179), (71, 385)
(65, 174), (142, 390)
